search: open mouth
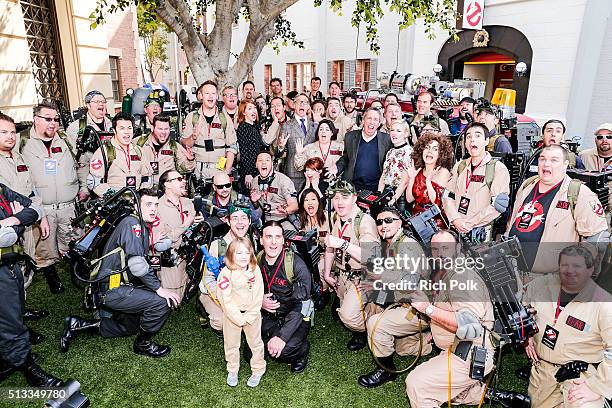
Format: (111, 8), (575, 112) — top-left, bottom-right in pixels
(541, 169), (552, 176)
(425, 155), (434, 160)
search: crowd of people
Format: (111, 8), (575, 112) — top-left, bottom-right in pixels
(0, 74), (610, 408)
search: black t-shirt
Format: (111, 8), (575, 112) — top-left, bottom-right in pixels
(42, 139), (53, 151)
(509, 181), (562, 269)
(204, 115), (214, 125)
(260, 250), (311, 316)
(94, 120), (105, 131)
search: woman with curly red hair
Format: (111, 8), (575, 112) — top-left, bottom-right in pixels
(398, 132), (453, 227)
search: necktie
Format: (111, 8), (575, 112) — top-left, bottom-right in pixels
(300, 118), (307, 136)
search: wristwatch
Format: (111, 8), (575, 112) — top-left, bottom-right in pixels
(424, 304), (435, 317)
(341, 240), (350, 251)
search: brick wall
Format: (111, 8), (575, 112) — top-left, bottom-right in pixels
(106, 6), (142, 95)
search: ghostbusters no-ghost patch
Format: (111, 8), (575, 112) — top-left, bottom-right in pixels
(132, 224), (142, 237)
(589, 201), (605, 218)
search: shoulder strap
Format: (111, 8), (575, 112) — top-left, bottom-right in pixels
(456, 159), (469, 177)
(487, 135), (500, 152)
(484, 159), (498, 191)
(567, 179), (581, 218)
(192, 110), (200, 128)
(19, 127), (31, 154)
(136, 135), (148, 147)
(78, 117), (87, 137)
(56, 131), (78, 163)
(285, 249), (294, 284)
(168, 139), (182, 173)
(354, 211), (363, 241)
(105, 141), (116, 172)
(219, 111), (227, 132)
(218, 238), (228, 258)
(88, 246), (128, 282)
(568, 152), (577, 169)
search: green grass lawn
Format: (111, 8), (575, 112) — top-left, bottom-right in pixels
(2, 267), (529, 408)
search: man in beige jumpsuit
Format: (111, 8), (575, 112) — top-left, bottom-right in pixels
(21, 102), (82, 294)
(443, 122), (511, 243)
(406, 230), (496, 407)
(153, 170), (199, 301)
(199, 205), (252, 335)
(65, 90), (112, 202)
(524, 244), (611, 407)
(358, 207), (430, 388)
(88, 112), (150, 196)
(326, 97), (354, 143)
(322, 180), (379, 351)
(135, 115), (194, 186)
(182, 81), (237, 178)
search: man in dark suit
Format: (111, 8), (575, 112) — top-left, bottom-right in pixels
(335, 108), (392, 192)
(277, 93), (317, 189)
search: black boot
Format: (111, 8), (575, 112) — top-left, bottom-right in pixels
(28, 328), (46, 345)
(59, 316), (100, 352)
(486, 388), (531, 408)
(23, 308), (49, 321)
(0, 354), (39, 383)
(42, 265), (64, 294)
(19, 354), (63, 387)
(515, 364), (531, 381)
(291, 355), (309, 373)
(133, 329), (171, 358)
(347, 331), (367, 351)
(358, 355), (397, 388)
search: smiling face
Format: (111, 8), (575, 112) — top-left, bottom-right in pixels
(152, 120), (170, 145)
(113, 119), (134, 147)
(164, 171), (187, 197)
(332, 192), (356, 219)
(430, 231), (460, 267)
(343, 96), (356, 113)
(416, 93), (432, 116)
(261, 225), (284, 259)
(595, 129), (612, 156)
(542, 122), (565, 147)
(311, 78), (321, 93)
(384, 104), (402, 126)
(559, 254), (592, 294)
(422, 140), (440, 166)
(145, 102), (161, 123)
(256, 153), (273, 178)
(459, 101), (474, 120)
(212, 172), (232, 199)
(329, 83), (341, 98)
(465, 126), (487, 159)
(304, 166), (321, 183)
(34, 107), (60, 139)
(362, 110), (381, 137)
(327, 100), (341, 120)
(223, 88), (238, 111)
(198, 84), (218, 110)
(243, 83), (255, 100)
(229, 210), (250, 238)
(376, 210), (402, 239)
(87, 95), (107, 121)
(270, 80), (282, 96)
(233, 243), (252, 270)
(538, 147), (568, 185)
(0, 119), (17, 152)
(303, 191), (319, 217)
(389, 122), (407, 146)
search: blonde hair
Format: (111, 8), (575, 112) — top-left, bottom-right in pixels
(224, 237), (257, 271)
(390, 119), (409, 135)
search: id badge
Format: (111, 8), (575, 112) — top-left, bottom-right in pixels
(518, 211), (535, 230)
(150, 161), (159, 175)
(204, 139), (214, 152)
(126, 176), (137, 189)
(458, 196), (470, 215)
(44, 159), (58, 175)
(108, 273), (121, 289)
(148, 255), (161, 271)
(216, 156), (227, 170)
(542, 324), (559, 350)
(262, 203), (271, 215)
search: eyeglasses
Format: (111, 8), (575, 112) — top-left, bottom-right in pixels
(223, 94), (237, 98)
(596, 135), (612, 140)
(89, 99), (107, 105)
(215, 183), (232, 189)
(167, 176), (184, 183)
(376, 217), (400, 226)
(35, 115), (60, 123)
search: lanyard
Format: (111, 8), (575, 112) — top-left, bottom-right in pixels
(147, 223), (155, 253)
(119, 144), (131, 171)
(319, 142), (332, 164)
(0, 195), (12, 215)
(465, 158), (484, 190)
(337, 221), (349, 238)
(177, 200), (184, 223)
(531, 180), (563, 205)
(262, 249), (285, 292)
(553, 292), (562, 325)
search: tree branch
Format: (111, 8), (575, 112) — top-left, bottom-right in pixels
(208, 0), (241, 72)
(155, 1), (188, 44)
(263, 0), (299, 20)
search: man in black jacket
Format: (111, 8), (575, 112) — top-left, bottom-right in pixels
(257, 220), (312, 373)
(334, 108), (392, 191)
(0, 181), (63, 387)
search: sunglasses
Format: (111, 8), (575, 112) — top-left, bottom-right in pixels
(376, 217), (400, 226)
(596, 135), (612, 140)
(215, 183), (232, 189)
(35, 115), (60, 123)
(167, 176), (184, 182)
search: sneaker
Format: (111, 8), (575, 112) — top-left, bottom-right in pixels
(227, 372), (238, 387)
(246, 374), (262, 388)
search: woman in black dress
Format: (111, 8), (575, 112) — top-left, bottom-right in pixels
(236, 99), (264, 194)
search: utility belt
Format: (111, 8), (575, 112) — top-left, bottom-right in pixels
(451, 337), (492, 381)
(539, 359), (597, 383)
(43, 201), (75, 210)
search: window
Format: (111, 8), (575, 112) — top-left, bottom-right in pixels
(264, 65), (272, 95)
(286, 62), (316, 93)
(109, 57), (121, 101)
(355, 59), (371, 91)
(332, 61), (345, 90)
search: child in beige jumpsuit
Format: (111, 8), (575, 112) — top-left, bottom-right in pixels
(217, 237), (266, 387)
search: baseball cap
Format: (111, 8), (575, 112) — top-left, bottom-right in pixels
(459, 96), (475, 105)
(475, 98), (496, 115)
(595, 123), (612, 134)
(229, 204), (251, 217)
(326, 179), (356, 196)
